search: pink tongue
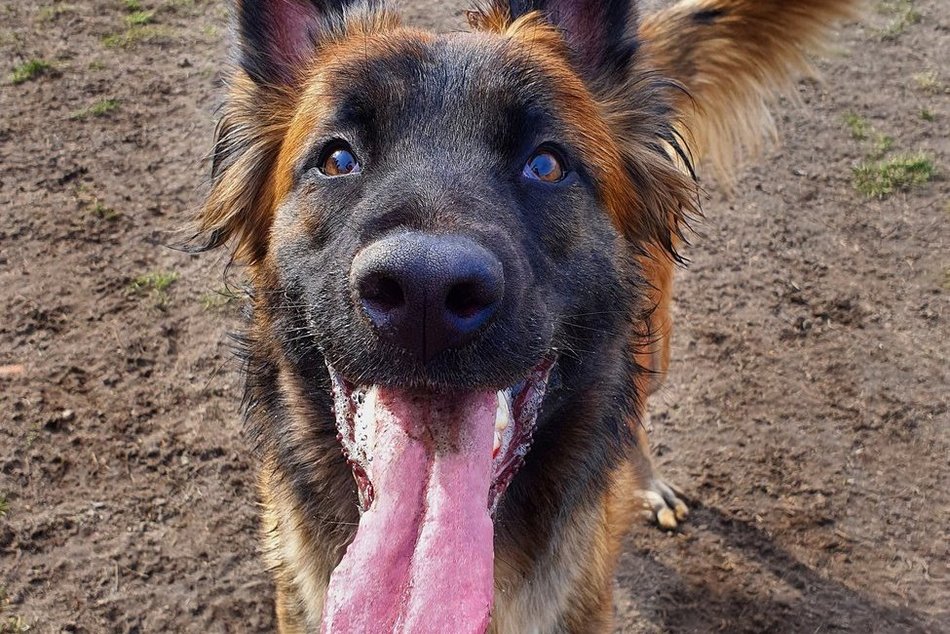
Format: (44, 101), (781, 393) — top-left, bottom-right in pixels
(321, 389), (496, 633)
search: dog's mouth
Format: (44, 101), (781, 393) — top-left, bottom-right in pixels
(320, 357), (554, 632)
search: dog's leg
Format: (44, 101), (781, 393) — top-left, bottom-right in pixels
(632, 420), (689, 530)
(631, 247), (689, 530)
(274, 582), (306, 634)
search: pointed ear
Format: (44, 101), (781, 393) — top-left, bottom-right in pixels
(236, 0), (379, 85)
(506, 0), (639, 86)
(237, 0), (322, 84)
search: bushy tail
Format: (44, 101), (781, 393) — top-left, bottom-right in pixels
(639, 0), (861, 183)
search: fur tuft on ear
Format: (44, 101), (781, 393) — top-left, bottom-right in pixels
(237, 0), (388, 86)
(190, 0), (395, 265)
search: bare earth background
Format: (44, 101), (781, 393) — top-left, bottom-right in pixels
(1, 0), (948, 632)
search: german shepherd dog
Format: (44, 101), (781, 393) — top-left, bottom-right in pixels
(193, 0), (858, 630)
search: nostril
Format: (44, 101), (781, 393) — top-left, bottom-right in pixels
(360, 274), (405, 313)
(350, 232), (504, 359)
(446, 281), (495, 320)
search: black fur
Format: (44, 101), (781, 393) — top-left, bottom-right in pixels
(693, 7), (727, 25)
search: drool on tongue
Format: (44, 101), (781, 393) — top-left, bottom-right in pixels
(321, 388), (497, 634)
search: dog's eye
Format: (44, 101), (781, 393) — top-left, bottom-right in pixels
(524, 150), (565, 183)
(320, 143), (361, 177)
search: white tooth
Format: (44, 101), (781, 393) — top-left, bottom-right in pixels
(495, 390), (511, 431)
(354, 386), (378, 458)
(493, 429), (502, 454)
(362, 385), (378, 415)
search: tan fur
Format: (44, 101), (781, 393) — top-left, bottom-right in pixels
(640, 0), (861, 184)
(259, 463), (308, 634)
(260, 366), (335, 632)
(199, 72), (294, 263)
(486, 460), (640, 633)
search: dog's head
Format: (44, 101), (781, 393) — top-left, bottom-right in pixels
(195, 0), (697, 628)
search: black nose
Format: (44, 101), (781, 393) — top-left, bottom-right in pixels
(350, 233), (504, 362)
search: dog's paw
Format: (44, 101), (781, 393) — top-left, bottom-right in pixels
(639, 476), (689, 530)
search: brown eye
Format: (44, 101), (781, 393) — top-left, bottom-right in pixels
(524, 149), (565, 183)
(321, 144), (361, 177)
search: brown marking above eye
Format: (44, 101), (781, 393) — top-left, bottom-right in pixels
(321, 144), (361, 177)
(524, 149), (565, 183)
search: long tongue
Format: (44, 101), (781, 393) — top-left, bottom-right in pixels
(321, 389), (496, 633)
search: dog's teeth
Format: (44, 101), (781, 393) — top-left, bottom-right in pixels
(493, 429), (501, 457)
(353, 386), (378, 460)
(495, 390), (512, 431)
(362, 385), (377, 412)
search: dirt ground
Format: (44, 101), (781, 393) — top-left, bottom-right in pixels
(1, 0), (947, 632)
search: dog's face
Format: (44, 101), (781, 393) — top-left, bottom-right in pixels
(276, 30), (622, 392)
(198, 0), (696, 628)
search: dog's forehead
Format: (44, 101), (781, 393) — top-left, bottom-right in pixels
(310, 30), (559, 140)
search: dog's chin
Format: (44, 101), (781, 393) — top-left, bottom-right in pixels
(319, 356), (554, 631)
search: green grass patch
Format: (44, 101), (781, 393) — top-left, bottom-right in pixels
(73, 185), (120, 220)
(0, 583), (26, 634)
(130, 271), (179, 308)
(853, 154), (935, 198)
(37, 3), (77, 21)
(843, 113), (872, 140)
(9, 59), (53, 84)
(124, 0), (142, 10)
(876, 0), (921, 40)
(920, 109), (935, 122)
(868, 134), (894, 160)
(89, 199), (120, 220)
(131, 271), (178, 293)
(70, 97), (119, 120)
(913, 71), (942, 94)
(102, 24), (169, 48)
(0, 494), (7, 518)
(843, 113), (895, 160)
(0, 616), (30, 634)
(126, 9), (154, 25)
(200, 286), (240, 310)
(0, 615), (30, 634)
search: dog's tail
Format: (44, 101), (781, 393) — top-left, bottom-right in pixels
(639, 0), (861, 183)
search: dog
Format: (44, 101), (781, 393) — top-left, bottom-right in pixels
(192, 0), (859, 630)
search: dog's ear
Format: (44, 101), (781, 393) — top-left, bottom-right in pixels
(236, 0), (379, 86)
(504, 0), (639, 87)
(236, 0), (326, 85)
